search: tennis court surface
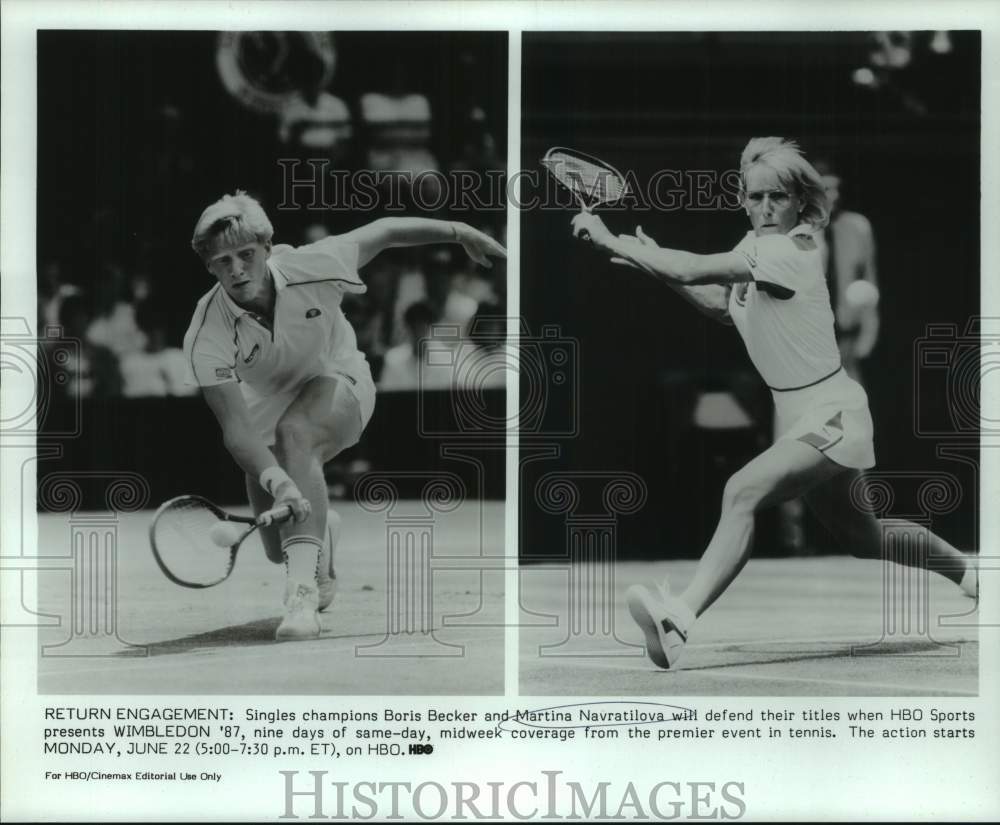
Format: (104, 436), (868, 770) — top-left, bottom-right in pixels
(519, 557), (978, 696)
(36, 501), (504, 694)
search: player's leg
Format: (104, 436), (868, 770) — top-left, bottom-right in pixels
(246, 461), (343, 584)
(273, 376), (363, 638)
(804, 470), (975, 592)
(680, 439), (843, 616)
(628, 439), (843, 669)
(245, 473), (284, 564)
(312, 382), (364, 611)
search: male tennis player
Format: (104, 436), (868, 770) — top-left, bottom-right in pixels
(185, 191), (505, 641)
(570, 137), (977, 669)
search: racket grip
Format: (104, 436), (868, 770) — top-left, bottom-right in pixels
(257, 504), (293, 527)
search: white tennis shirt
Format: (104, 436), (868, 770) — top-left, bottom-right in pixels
(183, 236), (368, 396)
(728, 224), (841, 391)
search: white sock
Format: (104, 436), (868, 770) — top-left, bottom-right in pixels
(960, 560), (978, 597)
(282, 535), (323, 588)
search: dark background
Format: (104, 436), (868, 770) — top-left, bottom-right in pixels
(520, 32), (981, 559)
(36, 30), (508, 507)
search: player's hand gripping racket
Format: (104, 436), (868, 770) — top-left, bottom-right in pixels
(541, 147), (629, 240)
(149, 495), (293, 588)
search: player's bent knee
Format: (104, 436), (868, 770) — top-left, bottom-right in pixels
(274, 416), (315, 458)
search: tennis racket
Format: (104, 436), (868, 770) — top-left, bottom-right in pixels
(541, 146), (629, 239)
(149, 495), (293, 588)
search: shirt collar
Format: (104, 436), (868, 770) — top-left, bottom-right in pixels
(789, 223), (816, 237)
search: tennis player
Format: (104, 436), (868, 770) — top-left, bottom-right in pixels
(185, 191), (505, 641)
(570, 137), (977, 669)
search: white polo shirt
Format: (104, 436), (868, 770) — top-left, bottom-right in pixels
(728, 225), (841, 392)
(183, 236), (369, 398)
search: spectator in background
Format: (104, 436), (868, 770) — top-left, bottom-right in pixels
(449, 224), (504, 309)
(38, 259), (82, 331)
(54, 292), (122, 399)
(119, 302), (196, 398)
(355, 254), (400, 363)
(814, 160), (880, 384)
(302, 222), (331, 245)
(390, 251), (431, 346)
(340, 292), (382, 380)
(456, 303), (508, 391)
(379, 300), (444, 391)
(278, 91), (353, 164)
(360, 67), (441, 209)
(85, 263), (148, 360)
(450, 106), (502, 179)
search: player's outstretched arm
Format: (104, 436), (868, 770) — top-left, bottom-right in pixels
(573, 218), (735, 325)
(572, 212), (749, 287)
(201, 384), (311, 522)
(339, 218), (507, 268)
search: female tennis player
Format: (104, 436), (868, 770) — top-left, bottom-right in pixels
(184, 191), (505, 641)
(571, 137), (977, 669)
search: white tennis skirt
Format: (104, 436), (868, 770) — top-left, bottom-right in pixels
(772, 367), (876, 470)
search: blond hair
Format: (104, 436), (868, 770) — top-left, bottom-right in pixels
(739, 137), (829, 230)
(191, 190), (274, 259)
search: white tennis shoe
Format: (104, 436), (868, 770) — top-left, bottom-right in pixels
(626, 579), (696, 670)
(317, 511), (341, 612)
(276, 581), (321, 641)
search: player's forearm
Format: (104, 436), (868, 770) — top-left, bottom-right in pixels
(371, 217), (467, 249)
(658, 280), (733, 325)
(603, 238), (731, 322)
(605, 236), (701, 285)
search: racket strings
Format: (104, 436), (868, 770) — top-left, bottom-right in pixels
(152, 499), (237, 587)
(542, 151), (627, 206)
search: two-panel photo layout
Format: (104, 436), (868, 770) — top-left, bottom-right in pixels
(33, 30), (979, 698)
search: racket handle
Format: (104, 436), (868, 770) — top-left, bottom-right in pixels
(257, 504), (294, 527)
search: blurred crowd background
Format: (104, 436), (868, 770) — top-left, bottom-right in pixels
(38, 31), (508, 400)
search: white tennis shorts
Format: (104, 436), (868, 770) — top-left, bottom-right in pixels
(772, 368), (876, 470)
(244, 362), (376, 450)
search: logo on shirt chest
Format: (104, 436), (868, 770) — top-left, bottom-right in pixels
(305, 307), (322, 319)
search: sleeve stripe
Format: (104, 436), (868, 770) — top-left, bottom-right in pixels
(740, 243), (797, 300)
(755, 280), (796, 300)
(285, 277), (364, 288)
(188, 285), (224, 385)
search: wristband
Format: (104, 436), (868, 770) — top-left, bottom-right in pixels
(259, 466), (293, 497)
